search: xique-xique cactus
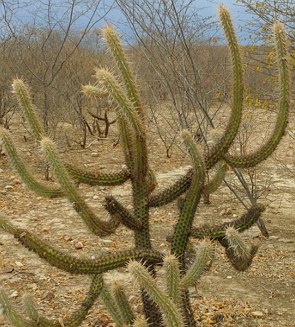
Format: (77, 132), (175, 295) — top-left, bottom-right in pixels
(0, 5), (290, 327)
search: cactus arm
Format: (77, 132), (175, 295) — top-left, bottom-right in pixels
(40, 137), (119, 236)
(203, 162), (228, 197)
(180, 240), (214, 290)
(102, 26), (144, 120)
(104, 196), (143, 231)
(0, 128), (63, 198)
(171, 131), (205, 264)
(163, 255), (181, 305)
(205, 6), (243, 169)
(133, 317), (149, 327)
(64, 163), (130, 186)
(224, 22), (290, 168)
(128, 261), (184, 327)
(0, 290), (34, 327)
(149, 168), (193, 207)
(112, 282), (135, 325)
(95, 69), (148, 181)
(190, 204), (265, 240)
(100, 285), (125, 326)
(219, 230), (259, 271)
(0, 217), (162, 274)
(82, 83), (109, 99)
(0, 275), (103, 327)
(12, 79), (45, 141)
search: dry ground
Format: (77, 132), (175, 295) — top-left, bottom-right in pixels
(0, 112), (294, 327)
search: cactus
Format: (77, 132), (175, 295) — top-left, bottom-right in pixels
(0, 5), (290, 327)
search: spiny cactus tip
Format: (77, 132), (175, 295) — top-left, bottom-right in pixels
(40, 137), (56, 150)
(273, 21), (284, 33)
(163, 254), (178, 264)
(11, 78), (29, 94)
(180, 129), (191, 140)
(219, 4), (229, 15)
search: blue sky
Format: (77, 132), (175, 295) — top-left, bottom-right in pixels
(106, 1), (251, 42)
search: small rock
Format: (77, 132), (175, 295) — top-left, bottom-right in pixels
(29, 283), (38, 291)
(220, 208), (232, 216)
(63, 235), (73, 242)
(4, 185), (13, 190)
(93, 195), (99, 200)
(102, 239), (113, 244)
(10, 290), (19, 298)
(91, 152), (99, 157)
(251, 311), (264, 318)
(42, 291), (55, 301)
(278, 238), (294, 244)
(269, 236), (279, 240)
(15, 261), (24, 267)
(75, 241), (84, 249)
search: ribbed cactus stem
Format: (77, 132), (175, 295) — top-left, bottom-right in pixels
(12, 79), (45, 141)
(225, 227), (250, 259)
(100, 286), (125, 326)
(0, 290), (32, 327)
(0, 128), (63, 198)
(163, 255), (181, 304)
(180, 239), (214, 290)
(65, 163), (130, 186)
(40, 137), (119, 236)
(149, 168), (193, 207)
(95, 69), (143, 137)
(95, 68), (147, 179)
(102, 25), (143, 119)
(112, 282), (135, 324)
(22, 296), (39, 322)
(205, 6), (243, 169)
(203, 162), (228, 196)
(82, 84), (109, 99)
(0, 216), (162, 274)
(128, 261), (184, 327)
(190, 204), (265, 240)
(171, 130), (205, 264)
(104, 196), (143, 231)
(224, 20), (290, 167)
(219, 237), (258, 271)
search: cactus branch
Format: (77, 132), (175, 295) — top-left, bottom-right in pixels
(0, 128), (63, 198)
(163, 255), (181, 305)
(12, 79), (45, 141)
(224, 21), (290, 168)
(65, 163), (130, 186)
(111, 282), (135, 324)
(205, 6), (243, 169)
(149, 168), (193, 207)
(128, 260), (184, 327)
(180, 239), (214, 290)
(102, 25), (143, 120)
(171, 131), (205, 263)
(0, 217), (162, 274)
(104, 196), (143, 231)
(190, 204), (265, 240)
(203, 162), (228, 197)
(41, 137), (119, 236)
